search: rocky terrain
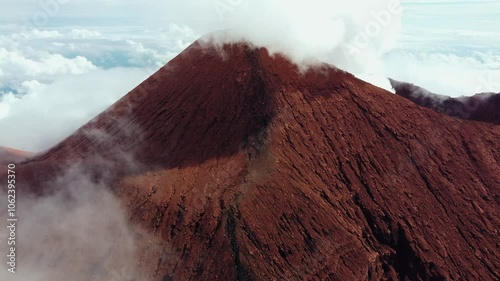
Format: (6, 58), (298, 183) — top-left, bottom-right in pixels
(10, 40), (500, 280)
(389, 78), (500, 125)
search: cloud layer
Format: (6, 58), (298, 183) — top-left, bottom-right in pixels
(0, 24), (198, 151)
(0, 67), (153, 151)
(0, 161), (141, 281)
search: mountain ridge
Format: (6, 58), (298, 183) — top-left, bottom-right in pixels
(389, 78), (500, 125)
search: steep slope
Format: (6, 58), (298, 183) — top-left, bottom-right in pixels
(389, 78), (500, 125)
(15, 41), (500, 280)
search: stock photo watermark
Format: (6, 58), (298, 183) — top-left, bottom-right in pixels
(340, 0), (402, 57)
(476, 73), (500, 93)
(19, 0), (70, 34)
(213, 0), (245, 20)
(6, 164), (17, 274)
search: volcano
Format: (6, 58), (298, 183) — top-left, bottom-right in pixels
(14, 40), (500, 280)
(389, 78), (500, 125)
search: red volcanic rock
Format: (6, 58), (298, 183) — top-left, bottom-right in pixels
(389, 78), (500, 125)
(15, 40), (500, 280)
(0, 146), (33, 165)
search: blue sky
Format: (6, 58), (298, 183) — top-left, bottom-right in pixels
(0, 0), (499, 151)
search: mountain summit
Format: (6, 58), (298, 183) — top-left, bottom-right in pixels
(17, 40), (500, 280)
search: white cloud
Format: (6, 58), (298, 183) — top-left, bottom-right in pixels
(25, 29), (62, 39)
(152, 0), (403, 72)
(0, 67), (154, 152)
(69, 28), (101, 38)
(1, 1), (401, 90)
(0, 48), (96, 86)
(140, 0), (401, 90)
(0, 163), (142, 281)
